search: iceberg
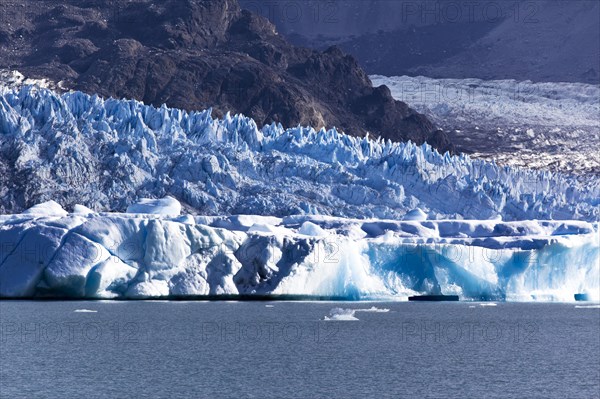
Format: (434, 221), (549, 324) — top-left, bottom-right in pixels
(324, 308), (360, 321)
(21, 201), (68, 218)
(0, 198), (597, 301)
(403, 208), (428, 221)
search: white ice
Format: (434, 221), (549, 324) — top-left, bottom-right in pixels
(126, 197), (181, 216)
(0, 84), (598, 221)
(324, 308), (360, 321)
(355, 307), (390, 313)
(0, 198), (597, 301)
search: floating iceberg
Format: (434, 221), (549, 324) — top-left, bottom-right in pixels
(0, 199), (597, 301)
(355, 307), (390, 313)
(324, 308), (360, 321)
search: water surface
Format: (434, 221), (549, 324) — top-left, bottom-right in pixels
(1, 301), (598, 398)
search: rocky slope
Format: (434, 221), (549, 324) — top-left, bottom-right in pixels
(0, 0), (449, 151)
(242, 0), (600, 84)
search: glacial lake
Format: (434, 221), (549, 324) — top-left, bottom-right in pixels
(1, 301), (599, 398)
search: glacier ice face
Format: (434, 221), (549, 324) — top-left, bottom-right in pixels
(1, 85), (598, 300)
(0, 203), (598, 301)
(0, 85), (598, 221)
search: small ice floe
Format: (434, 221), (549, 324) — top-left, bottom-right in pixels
(574, 305), (600, 309)
(479, 303), (497, 307)
(265, 305), (274, 308)
(74, 309), (97, 313)
(355, 306), (390, 313)
(468, 305), (476, 308)
(323, 308), (359, 321)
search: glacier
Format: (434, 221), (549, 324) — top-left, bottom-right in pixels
(0, 199), (598, 301)
(0, 84), (599, 220)
(371, 75), (600, 175)
(0, 84), (599, 301)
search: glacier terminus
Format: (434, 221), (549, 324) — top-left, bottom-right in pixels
(0, 85), (598, 301)
(0, 197), (597, 301)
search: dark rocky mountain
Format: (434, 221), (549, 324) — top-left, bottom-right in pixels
(240, 0), (600, 84)
(0, 0), (451, 152)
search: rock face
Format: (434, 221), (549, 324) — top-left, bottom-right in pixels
(241, 0), (600, 84)
(0, 0), (449, 151)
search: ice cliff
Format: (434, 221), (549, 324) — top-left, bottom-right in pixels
(0, 199), (598, 301)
